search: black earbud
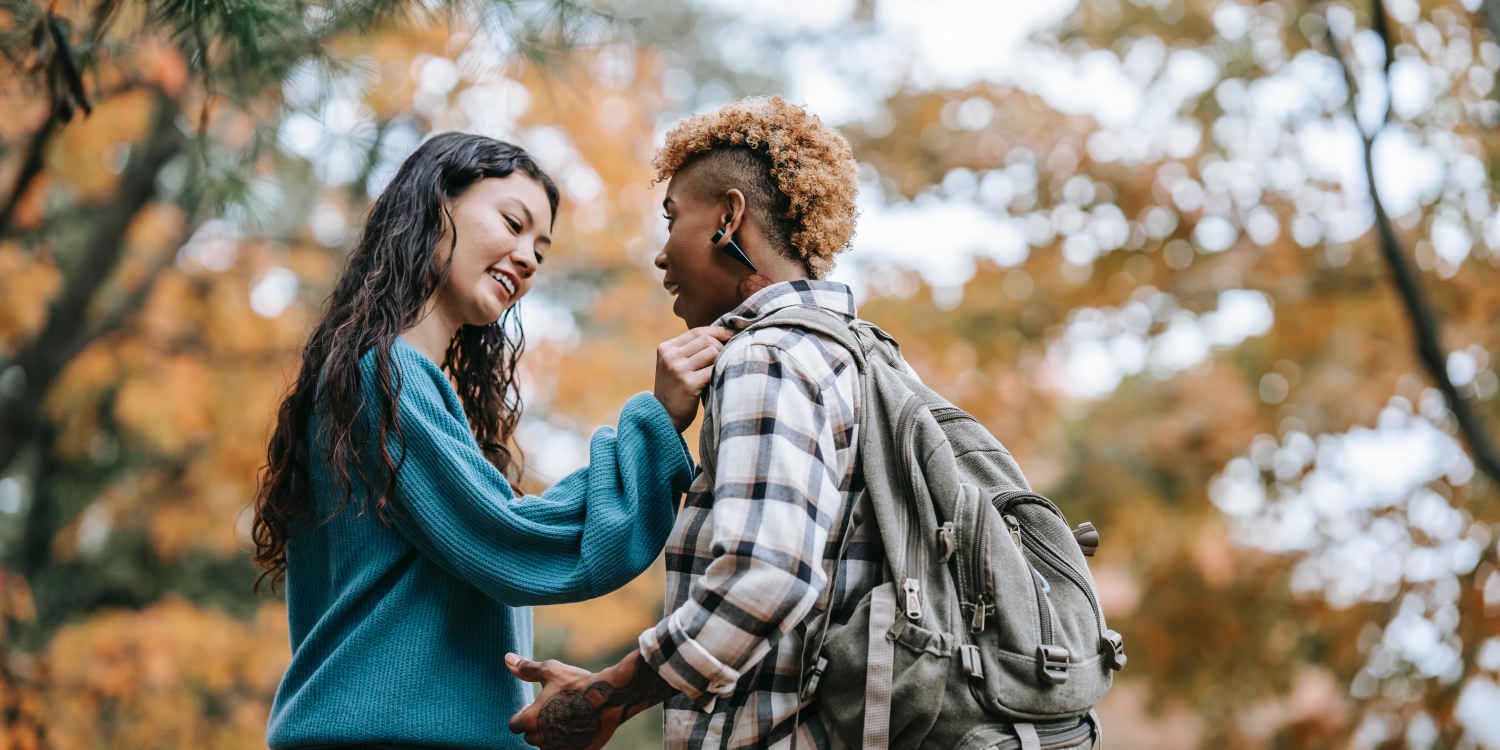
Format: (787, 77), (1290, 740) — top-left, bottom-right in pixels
(712, 228), (758, 272)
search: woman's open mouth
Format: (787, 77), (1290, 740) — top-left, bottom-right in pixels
(487, 267), (517, 298)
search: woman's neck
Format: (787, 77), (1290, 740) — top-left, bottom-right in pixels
(401, 301), (460, 366)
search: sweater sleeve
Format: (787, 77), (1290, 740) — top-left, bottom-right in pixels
(373, 345), (693, 606)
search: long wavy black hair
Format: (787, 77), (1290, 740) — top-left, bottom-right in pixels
(252, 133), (560, 592)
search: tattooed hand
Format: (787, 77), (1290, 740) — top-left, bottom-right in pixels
(507, 651), (675, 750)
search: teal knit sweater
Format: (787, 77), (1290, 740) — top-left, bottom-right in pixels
(267, 338), (692, 749)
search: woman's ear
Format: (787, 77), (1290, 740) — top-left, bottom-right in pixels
(433, 198), (458, 260)
(718, 188), (748, 235)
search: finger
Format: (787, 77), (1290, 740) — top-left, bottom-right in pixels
(505, 653), (546, 683)
(700, 325), (735, 342)
(508, 705), (537, 734)
(689, 332), (725, 354)
(669, 331), (723, 362)
(679, 343), (721, 371)
(667, 328), (709, 351)
(668, 327), (705, 349)
(658, 331), (692, 358)
(680, 367), (714, 395)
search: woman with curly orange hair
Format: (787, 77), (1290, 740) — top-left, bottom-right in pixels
(506, 97), (874, 750)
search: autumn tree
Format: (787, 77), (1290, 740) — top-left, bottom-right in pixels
(807, 0), (1500, 745)
(535, 0), (1500, 745)
(0, 0), (614, 745)
(5, 0), (1500, 747)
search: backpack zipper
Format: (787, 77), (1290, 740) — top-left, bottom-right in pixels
(1019, 524), (1104, 633)
(997, 494), (1107, 638)
(932, 406), (969, 424)
(969, 490), (991, 631)
(896, 398), (927, 621)
(1006, 514), (1054, 647)
(931, 406), (992, 631)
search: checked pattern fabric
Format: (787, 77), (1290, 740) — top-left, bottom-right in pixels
(638, 280), (883, 750)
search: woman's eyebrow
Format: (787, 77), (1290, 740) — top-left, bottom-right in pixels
(503, 198), (535, 227)
(662, 197), (674, 211)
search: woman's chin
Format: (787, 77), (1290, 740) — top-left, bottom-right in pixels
(464, 300), (513, 328)
(671, 295), (696, 326)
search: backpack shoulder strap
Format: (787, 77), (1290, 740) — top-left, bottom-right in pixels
(733, 305), (916, 729)
(698, 305), (883, 474)
(736, 305), (867, 366)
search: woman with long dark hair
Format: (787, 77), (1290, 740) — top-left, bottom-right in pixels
(253, 133), (727, 749)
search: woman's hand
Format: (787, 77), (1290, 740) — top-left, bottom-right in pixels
(506, 651), (674, 750)
(654, 326), (734, 432)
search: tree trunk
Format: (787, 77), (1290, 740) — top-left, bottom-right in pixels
(0, 91), (184, 476)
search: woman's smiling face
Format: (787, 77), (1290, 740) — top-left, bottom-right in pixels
(434, 173), (553, 327)
(655, 173), (749, 328)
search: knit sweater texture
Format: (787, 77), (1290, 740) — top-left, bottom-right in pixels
(267, 337), (691, 749)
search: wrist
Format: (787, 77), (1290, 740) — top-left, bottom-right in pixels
(658, 397), (691, 433)
(605, 651), (671, 720)
(598, 655), (632, 689)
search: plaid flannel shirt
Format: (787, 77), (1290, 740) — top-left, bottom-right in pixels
(638, 280), (884, 750)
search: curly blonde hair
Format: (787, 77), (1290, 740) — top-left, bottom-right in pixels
(653, 96), (858, 278)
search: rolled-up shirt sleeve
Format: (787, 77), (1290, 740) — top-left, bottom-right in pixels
(638, 341), (847, 709)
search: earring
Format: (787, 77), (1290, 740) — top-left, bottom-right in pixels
(712, 228), (758, 272)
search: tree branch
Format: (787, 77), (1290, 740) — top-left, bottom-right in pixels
(1323, 7), (1500, 488)
(0, 112), (58, 235)
(0, 90), (184, 476)
(0, 9), (101, 235)
(1, 80), (152, 241)
(81, 236), (182, 347)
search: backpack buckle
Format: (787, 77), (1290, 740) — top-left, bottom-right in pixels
(1073, 522), (1100, 557)
(1102, 629), (1127, 671)
(801, 655), (829, 700)
(1036, 645), (1070, 685)
(960, 643), (985, 680)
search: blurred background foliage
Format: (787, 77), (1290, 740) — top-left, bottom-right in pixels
(2, 0), (1500, 747)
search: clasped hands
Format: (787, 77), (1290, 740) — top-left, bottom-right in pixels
(506, 651), (674, 750)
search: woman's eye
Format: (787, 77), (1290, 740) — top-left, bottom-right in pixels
(505, 216), (522, 233)
(662, 213), (674, 228)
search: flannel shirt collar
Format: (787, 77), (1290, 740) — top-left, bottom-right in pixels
(713, 279), (856, 334)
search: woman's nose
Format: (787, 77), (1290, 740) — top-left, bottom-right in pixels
(512, 244), (539, 277)
(654, 249), (668, 270)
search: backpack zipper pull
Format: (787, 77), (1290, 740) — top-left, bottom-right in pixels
(971, 598), (987, 632)
(1005, 514), (1023, 548)
(902, 578), (922, 621)
(936, 522), (956, 563)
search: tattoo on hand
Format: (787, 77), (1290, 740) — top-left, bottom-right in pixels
(536, 658), (675, 750)
(537, 682), (608, 750)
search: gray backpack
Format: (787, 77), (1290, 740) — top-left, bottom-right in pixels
(739, 306), (1124, 750)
